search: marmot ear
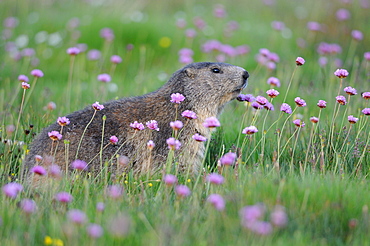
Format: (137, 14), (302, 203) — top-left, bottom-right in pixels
(184, 68), (196, 79)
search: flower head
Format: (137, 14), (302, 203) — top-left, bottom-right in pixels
(67, 209), (87, 225)
(317, 100), (327, 108)
(270, 205), (288, 228)
(351, 30), (363, 41)
(267, 77), (280, 87)
(362, 108), (370, 115)
(239, 204), (265, 225)
(30, 165), (47, 176)
(310, 117), (319, 123)
(207, 194), (225, 211)
(48, 131), (62, 141)
(49, 164), (62, 179)
(147, 140), (155, 150)
(361, 92), (370, 99)
(296, 57), (305, 66)
(266, 89), (279, 98)
(163, 174), (178, 186)
(264, 102), (274, 111)
(130, 121), (145, 131)
(18, 75), (29, 82)
(348, 115), (359, 124)
(2, 182), (23, 199)
(181, 110), (197, 119)
(96, 202), (105, 212)
(175, 185), (191, 198)
(87, 224), (104, 238)
(294, 97), (307, 107)
(87, 49), (101, 60)
(30, 69), (44, 78)
(170, 120), (183, 130)
(344, 86), (357, 95)
(203, 117), (221, 128)
(109, 136), (118, 144)
(55, 192), (73, 203)
(110, 55), (122, 64)
(293, 119), (305, 127)
(192, 133), (207, 142)
(100, 27), (115, 41)
(170, 93), (185, 104)
(166, 137), (181, 150)
(21, 82), (30, 89)
(242, 126), (258, 135)
(20, 199), (37, 214)
(219, 152), (237, 166)
(57, 116), (70, 126)
(66, 47), (80, 55)
(336, 95), (347, 105)
(251, 102), (263, 110)
(97, 73), (111, 83)
(280, 103), (292, 114)
(237, 94), (255, 102)
(255, 96), (268, 105)
(106, 185), (123, 199)
(92, 102), (104, 111)
(334, 69), (349, 78)
(206, 173), (224, 185)
(71, 159), (88, 170)
(146, 120), (159, 131)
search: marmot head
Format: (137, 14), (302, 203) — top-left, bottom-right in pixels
(167, 62), (249, 113)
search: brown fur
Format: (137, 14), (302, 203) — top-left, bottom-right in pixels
(24, 62), (249, 177)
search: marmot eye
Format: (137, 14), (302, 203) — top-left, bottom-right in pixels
(212, 68), (221, 73)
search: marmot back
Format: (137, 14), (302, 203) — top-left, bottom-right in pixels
(25, 62), (249, 177)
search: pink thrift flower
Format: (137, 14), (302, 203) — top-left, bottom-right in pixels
(30, 69), (44, 78)
(34, 155), (43, 162)
(207, 194), (225, 211)
(252, 221), (273, 235)
(100, 27), (115, 41)
(239, 204), (265, 225)
(192, 133), (207, 142)
(266, 89), (279, 98)
(251, 102), (263, 110)
(220, 152), (237, 166)
(170, 120), (183, 130)
(213, 4), (226, 18)
(344, 86), (357, 95)
(110, 55), (122, 64)
(310, 117), (319, 123)
(307, 21), (321, 31)
(147, 140), (155, 150)
(166, 137), (181, 150)
(71, 159), (88, 170)
(206, 173), (224, 185)
(348, 115), (359, 124)
(96, 202), (105, 212)
(46, 101), (56, 111)
(48, 131), (62, 141)
(334, 69), (349, 78)
(336, 95), (347, 105)
(170, 93), (185, 104)
(296, 57), (305, 66)
(280, 103), (292, 114)
(268, 52), (280, 63)
(237, 94), (255, 102)
(271, 21), (285, 31)
(146, 120), (159, 131)
(49, 164), (62, 179)
(203, 117), (221, 128)
(264, 102), (274, 111)
(67, 209), (87, 225)
(66, 47), (80, 55)
(364, 52), (370, 61)
(175, 185), (191, 198)
(130, 121), (145, 131)
(362, 92), (370, 99)
(87, 49), (101, 60)
(87, 224), (104, 238)
(351, 30), (363, 41)
(270, 205), (288, 228)
(179, 55), (193, 64)
(97, 73), (111, 83)
(242, 126), (258, 135)
(293, 119), (305, 127)
(3, 17), (19, 28)
(18, 75), (29, 82)
(176, 18), (186, 29)
(30, 165), (47, 176)
(362, 108), (370, 115)
(181, 110), (197, 119)
(267, 77), (280, 87)
(255, 96), (268, 105)
(106, 185), (123, 199)
(57, 116), (70, 126)
(109, 136), (118, 144)
(2, 182), (23, 199)
(294, 97), (307, 107)
(20, 199), (37, 214)
(317, 100), (327, 108)
(318, 57), (328, 67)
(55, 192), (73, 203)
(163, 174), (178, 186)
(92, 101), (104, 111)
(185, 28), (197, 38)
(21, 82), (30, 89)
(336, 8), (351, 21)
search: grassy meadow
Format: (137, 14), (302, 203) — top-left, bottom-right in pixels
(0, 0), (369, 245)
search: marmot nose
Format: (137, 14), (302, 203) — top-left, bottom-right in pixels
(243, 71), (249, 80)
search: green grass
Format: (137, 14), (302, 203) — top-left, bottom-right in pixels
(0, 0), (369, 245)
